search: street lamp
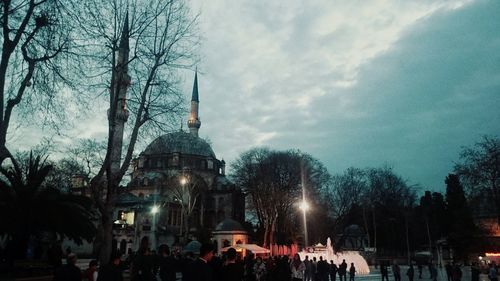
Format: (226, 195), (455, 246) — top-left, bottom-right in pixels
(151, 205), (160, 214)
(151, 205), (160, 250)
(299, 201), (310, 212)
(180, 176), (188, 186)
(299, 200), (309, 248)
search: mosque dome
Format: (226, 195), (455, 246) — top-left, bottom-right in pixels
(142, 131), (215, 158)
(215, 218), (246, 232)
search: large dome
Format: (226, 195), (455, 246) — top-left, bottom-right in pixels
(142, 131), (216, 158)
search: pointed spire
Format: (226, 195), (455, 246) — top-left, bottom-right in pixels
(187, 70), (201, 137)
(191, 68), (199, 102)
(119, 10), (129, 51)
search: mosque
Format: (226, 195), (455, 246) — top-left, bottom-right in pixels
(67, 16), (247, 255)
(109, 73), (246, 253)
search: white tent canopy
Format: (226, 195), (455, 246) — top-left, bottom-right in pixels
(220, 244), (270, 254)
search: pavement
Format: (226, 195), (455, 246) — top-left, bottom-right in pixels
(357, 266), (489, 281)
(12, 262), (490, 281)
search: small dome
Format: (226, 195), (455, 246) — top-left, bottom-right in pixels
(142, 131), (215, 158)
(215, 218), (246, 232)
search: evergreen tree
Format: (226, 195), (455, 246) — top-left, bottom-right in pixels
(445, 174), (476, 262)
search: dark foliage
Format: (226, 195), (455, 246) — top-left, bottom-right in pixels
(0, 153), (96, 258)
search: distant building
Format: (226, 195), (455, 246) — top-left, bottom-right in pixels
(471, 195), (500, 253)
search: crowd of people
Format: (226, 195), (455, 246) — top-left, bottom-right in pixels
(49, 240), (499, 281)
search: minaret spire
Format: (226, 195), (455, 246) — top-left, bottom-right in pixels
(188, 69), (201, 137)
(109, 11), (131, 174)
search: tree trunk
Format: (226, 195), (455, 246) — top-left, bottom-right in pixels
(270, 216), (276, 250)
(362, 206), (371, 248)
(263, 222), (269, 249)
(425, 217), (432, 253)
(405, 212), (411, 264)
(372, 209), (377, 251)
(98, 212), (114, 264)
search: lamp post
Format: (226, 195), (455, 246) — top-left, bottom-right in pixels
(151, 205), (159, 251)
(299, 200), (310, 248)
(178, 176), (188, 239)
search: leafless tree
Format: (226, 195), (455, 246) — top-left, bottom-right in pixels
(455, 135), (500, 224)
(232, 148), (331, 248)
(73, 0), (198, 263)
(0, 0), (80, 167)
(166, 172), (201, 242)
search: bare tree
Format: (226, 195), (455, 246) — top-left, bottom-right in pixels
(455, 136), (500, 224)
(164, 172), (202, 242)
(232, 148), (331, 248)
(325, 167), (367, 237)
(73, 0), (198, 263)
(0, 0), (79, 167)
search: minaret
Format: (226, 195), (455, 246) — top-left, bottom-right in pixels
(109, 13), (130, 174)
(187, 71), (201, 137)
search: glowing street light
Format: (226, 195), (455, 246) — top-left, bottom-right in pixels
(299, 201), (310, 211)
(299, 199), (309, 248)
(180, 176), (188, 185)
(151, 205), (160, 214)
(150, 205), (160, 250)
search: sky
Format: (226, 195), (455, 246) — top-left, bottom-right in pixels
(11, 0), (500, 191)
(187, 0), (500, 191)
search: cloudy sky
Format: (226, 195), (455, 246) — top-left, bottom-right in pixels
(10, 0), (500, 191)
(186, 0), (500, 191)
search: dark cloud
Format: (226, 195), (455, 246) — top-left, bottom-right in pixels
(297, 0), (500, 189)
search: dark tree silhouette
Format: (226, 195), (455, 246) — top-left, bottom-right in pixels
(0, 153), (96, 260)
(445, 173), (477, 262)
(231, 148), (331, 248)
(455, 136), (500, 224)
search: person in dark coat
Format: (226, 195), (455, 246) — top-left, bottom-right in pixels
(316, 256), (328, 281)
(451, 264), (462, 281)
(407, 264), (415, 281)
(244, 253), (256, 281)
(330, 260), (338, 281)
(158, 245), (177, 281)
(190, 243), (215, 281)
(381, 263), (389, 281)
(221, 248), (244, 281)
(97, 253), (123, 281)
(392, 262), (401, 281)
(181, 252), (195, 281)
(53, 253), (82, 281)
(131, 247), (156, 281)
(349, 263), (356, 281)
(339, 260), (348, 281)
(446, 263), (453, 281)
(470, 262), (480, 281)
